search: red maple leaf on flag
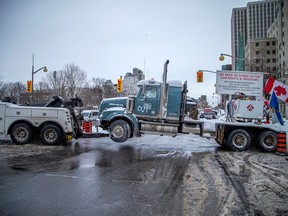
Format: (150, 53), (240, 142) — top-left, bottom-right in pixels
(274, 85), (287, 96)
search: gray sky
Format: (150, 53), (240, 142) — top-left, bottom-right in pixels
(0, 0), (250, 104)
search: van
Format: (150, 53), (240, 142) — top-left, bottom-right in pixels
(82, 110), (99, 122)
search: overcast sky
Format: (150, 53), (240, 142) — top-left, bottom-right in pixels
(0, 0), (250, 104)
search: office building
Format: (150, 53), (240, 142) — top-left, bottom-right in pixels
(231, 0), (278, 70)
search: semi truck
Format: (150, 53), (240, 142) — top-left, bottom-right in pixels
(99, 60), (203, 142)
(99, 60), (282, 152)
(0, 96), (83, 145)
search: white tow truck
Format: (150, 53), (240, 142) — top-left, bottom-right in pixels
(0, 96), (83, 145)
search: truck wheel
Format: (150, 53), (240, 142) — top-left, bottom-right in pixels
(10, 123), (33, 145)
(258, 130), (277, 152)
(126, 123), (132, 138)
(109, 120), (129, 142)
(40, 125), (62, 145)
(227, 129), (251, 151)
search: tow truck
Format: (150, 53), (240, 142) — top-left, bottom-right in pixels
(0, 96), (83, 145)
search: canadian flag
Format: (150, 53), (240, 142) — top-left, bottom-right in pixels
(264, 77), (288, 103)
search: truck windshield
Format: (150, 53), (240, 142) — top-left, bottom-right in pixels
(82, 112), (89, 117)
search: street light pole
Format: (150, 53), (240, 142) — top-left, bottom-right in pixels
(219, 53), (245, 61)
(219, 53), (245, 71)
(198, 69), (217, 74)
(31, 53), (48, 102)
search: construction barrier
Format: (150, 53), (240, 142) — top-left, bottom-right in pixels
(82, 121), (93, 134)
(276, 131), (287, 154)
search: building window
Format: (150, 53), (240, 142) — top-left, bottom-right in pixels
(272, 41), (276, 46)
(256, 42), (259, 47)
(256, 59), (260, 63)
(273, 58), (276, 63)
(267, 50), (270, 55)
(272, 50), (276, 54)
(266, 42), (270, 46)
(267, 59), (271, 63)
(256, 51), (260, 55)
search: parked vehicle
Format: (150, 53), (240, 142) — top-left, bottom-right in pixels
(82, 110), (99, 122)
(199, 108), (216, 119)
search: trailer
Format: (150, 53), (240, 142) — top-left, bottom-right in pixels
(215, 121), (279, 152)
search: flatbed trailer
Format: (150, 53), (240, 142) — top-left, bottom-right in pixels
(215, 121), (279, 152)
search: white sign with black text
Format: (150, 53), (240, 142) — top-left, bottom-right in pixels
(216, 71), (263, 96)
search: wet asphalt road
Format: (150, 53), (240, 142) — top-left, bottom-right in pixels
(0, 135), (218, 216)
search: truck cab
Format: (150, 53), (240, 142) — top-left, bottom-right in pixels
(132, 79), (183, 122)
(99, 60), (191, 142)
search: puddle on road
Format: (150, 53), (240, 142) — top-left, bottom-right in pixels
(1, 142), (153, 173)
(96, 145), (146, 168)
(1, 139), (196, 173)
(1, 142), (95, 172)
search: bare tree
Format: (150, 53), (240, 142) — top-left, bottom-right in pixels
(41, 63), (87, 100)
(90, 77), (105, 106)
(0, 82), (25, 102)
(41, 70), (69, 98)
(80, 78), (118, 109)
(64, 63), (87, 98)
(103, 80), (117, 98)
(0, 71), (3, 89)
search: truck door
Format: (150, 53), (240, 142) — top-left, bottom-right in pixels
(134, 85), (159, 116)
(0, 104), (5, 133)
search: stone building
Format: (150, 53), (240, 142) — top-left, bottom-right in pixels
(122, 68), (145, 95)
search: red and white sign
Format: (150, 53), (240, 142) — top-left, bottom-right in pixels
(216, 71), (263, 96)
(246, 104), (254, 112)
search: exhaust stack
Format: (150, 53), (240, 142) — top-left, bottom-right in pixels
(162, 60), (169, 84)
(159, 60), (169, 119)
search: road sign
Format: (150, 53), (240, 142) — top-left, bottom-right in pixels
(216, 71), (263, 96)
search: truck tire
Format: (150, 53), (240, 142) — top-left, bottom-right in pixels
(109, 120), (129, 142)
(227, 129), (251, 151)
(126, 123), (132, 138)
(10, 123), (33, 145)
(258, 130), (277, 152)
(40, 125), (62, 145)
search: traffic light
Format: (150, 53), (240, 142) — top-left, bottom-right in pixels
(26, 80), (32, 92)
(117, 78), (122, 92)
(197, 71), (203, 83)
